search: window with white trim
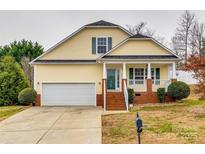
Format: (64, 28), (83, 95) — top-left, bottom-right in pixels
(96, 37), (108, 54)
(129, 67), (160, 85)
(129, 68), (146, 85)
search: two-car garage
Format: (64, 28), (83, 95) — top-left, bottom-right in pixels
(41, 82), (96, 106)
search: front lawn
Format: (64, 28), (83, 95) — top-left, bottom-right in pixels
(102, 99), (205, 144)
(0, 106), (29, 121)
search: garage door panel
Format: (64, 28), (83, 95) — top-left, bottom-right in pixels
(41, 83), (96, 106)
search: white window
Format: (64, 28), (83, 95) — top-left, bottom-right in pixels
(129, 68), (146, 85)
(129, 67), (160, 85)
(96, 37), (108, 54)
(135, 68), (145, 84)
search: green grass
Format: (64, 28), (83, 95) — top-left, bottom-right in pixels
(195, 114), (205, 119)
(103, 99), (205, 143)
(0, 106), (28, 121)
(131, 99), (205, 112)
(176, 127), (197, 141)
(110, 127), (126, 136)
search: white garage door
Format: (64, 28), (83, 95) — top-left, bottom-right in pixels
(41, 83), (96, 106)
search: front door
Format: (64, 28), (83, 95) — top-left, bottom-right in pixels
(107, 69), (116, 90)
(107, 69), (121, 90)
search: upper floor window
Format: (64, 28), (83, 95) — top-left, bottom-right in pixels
(92, 37), (112, 54)
(97, 37), (108, 54)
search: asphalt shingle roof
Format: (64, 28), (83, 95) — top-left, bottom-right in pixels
(129, 33), (151, 38)
(85, 20), (119, 27)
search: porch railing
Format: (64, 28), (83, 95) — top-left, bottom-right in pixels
(123, 80), (129, 111)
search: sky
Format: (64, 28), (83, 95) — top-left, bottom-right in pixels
(1, 10), (205, 50)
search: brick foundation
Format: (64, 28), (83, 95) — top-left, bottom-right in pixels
(96, 94), (103, 106)
(146, 79), (152, 93)
(35, 94), (41, 106)
(134, 92), (175, 104)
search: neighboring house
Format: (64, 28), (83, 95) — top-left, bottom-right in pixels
(31, 20), (180, 110)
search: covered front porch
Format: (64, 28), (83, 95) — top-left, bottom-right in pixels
(101, 61), (177, 111)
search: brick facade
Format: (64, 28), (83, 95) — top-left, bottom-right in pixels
(146, 79), (152, 93)
(35, 94), (41, 106)
(96, 94), (103, 106)
(102, 79), (107, 108)
(134, 92), (174, 104)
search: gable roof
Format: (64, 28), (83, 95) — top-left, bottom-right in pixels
(86, 20), (119, 27)
(129, 33), (151, 38)
(98, 34), (181, 60)
(30, 20), (132, 64)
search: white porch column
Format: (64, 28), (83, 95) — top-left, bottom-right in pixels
(172, 62), (176, 79)
(103, 62), (107, 79)
(102, 62), (107, 111)
(123, 62), (126, 79)
(147, 63), (151, 79)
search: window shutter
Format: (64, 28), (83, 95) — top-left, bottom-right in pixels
(92, 37), (96, 54)
(156, 68), (160, 80)
(129, 68), (133, 79)
(108, 37), (112, 51)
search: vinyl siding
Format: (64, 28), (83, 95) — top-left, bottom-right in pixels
(109, 40), (172, 55)
(40, 27), (129, 60)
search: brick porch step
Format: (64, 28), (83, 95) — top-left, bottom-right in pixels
(106, 92), (126, 110)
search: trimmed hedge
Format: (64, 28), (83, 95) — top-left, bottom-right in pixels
(167, 81), (190, 100)
(157, 88), (166, 103)
(128, 88), (135, 104)
(18, 88), (37, 105)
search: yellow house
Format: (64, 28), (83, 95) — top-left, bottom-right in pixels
(31, 20), (180, 111)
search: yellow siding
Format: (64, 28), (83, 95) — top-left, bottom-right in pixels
(34, 63), (169, 94)
(40, 27), (129, 60)
(34, 64), (103, 94)
(109, 40), (172, 55)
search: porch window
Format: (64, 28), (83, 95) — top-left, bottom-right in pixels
(97, 37), (107, 53)
(129, 67), (160, 85)
(129, 68), (146, 85)
(135, 68), (145, 84)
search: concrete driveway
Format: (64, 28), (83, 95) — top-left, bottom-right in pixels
(0, 106), (102, 144)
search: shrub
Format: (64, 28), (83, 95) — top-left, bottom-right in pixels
(18, 88), (37, 105)
(128, 88), (135, 104)
(0, 56), (29, 106)
(168, 81), (190, 100)
(157, 88), (166, 103)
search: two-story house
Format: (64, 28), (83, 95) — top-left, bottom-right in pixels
(31, 20), (180, 110)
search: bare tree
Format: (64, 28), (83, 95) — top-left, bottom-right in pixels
(127, 22), (167, 46)
(171, 10), (195, 63)
(189, 21), (205, 56)
(126, 22), (147, 34)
